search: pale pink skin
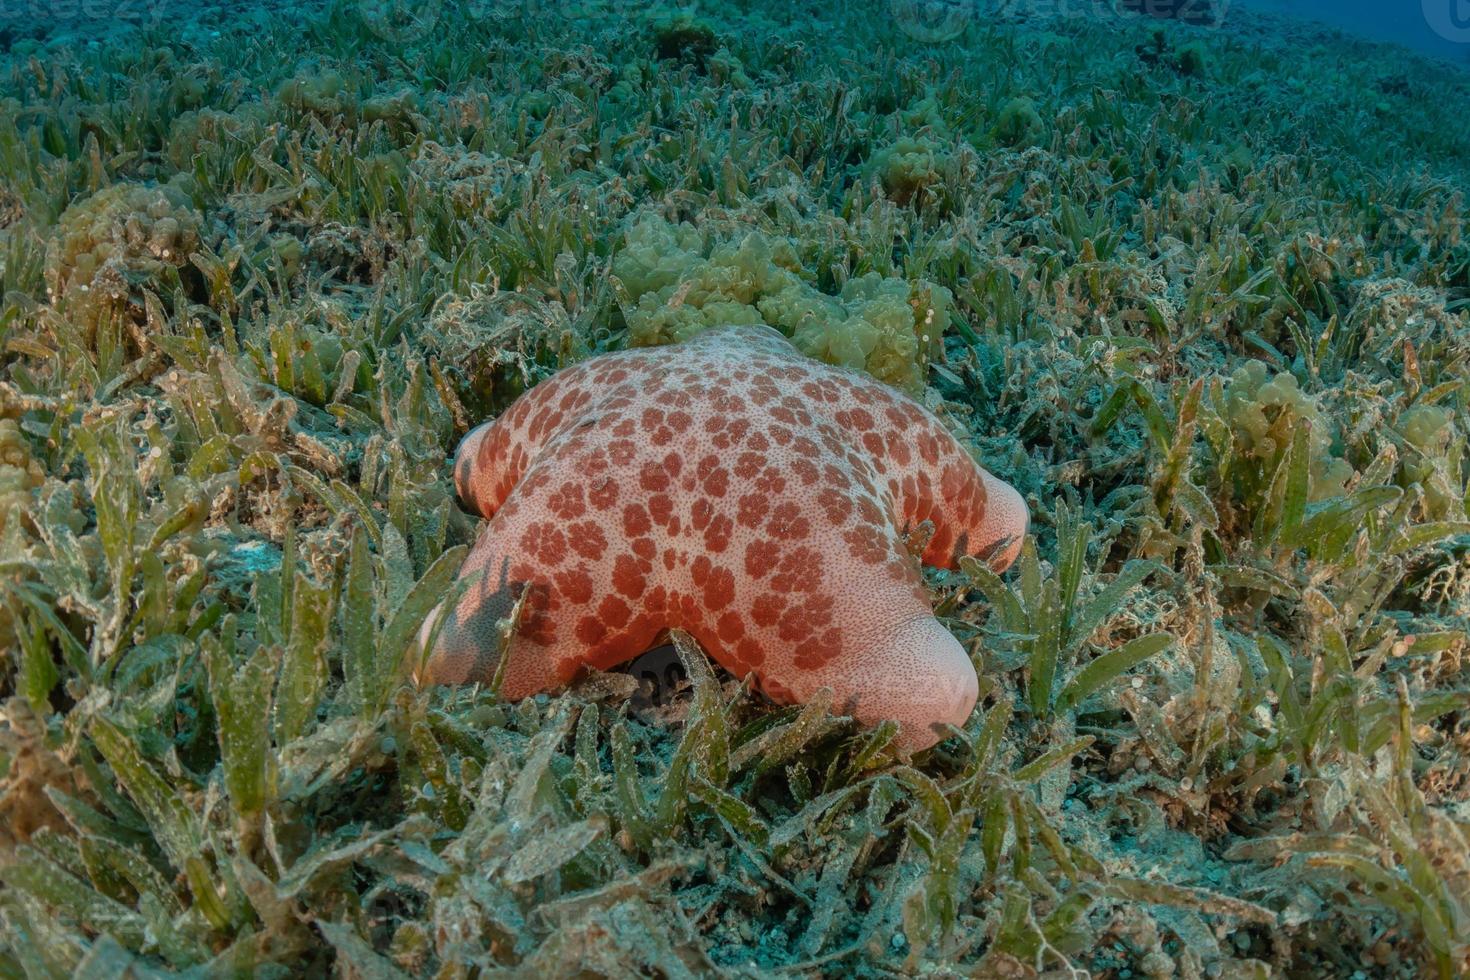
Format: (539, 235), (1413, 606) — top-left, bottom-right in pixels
(418, 325), (1028, 751)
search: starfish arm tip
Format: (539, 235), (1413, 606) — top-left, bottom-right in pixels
(979, 471), (1029, 573)
(452, 420), (497, 518)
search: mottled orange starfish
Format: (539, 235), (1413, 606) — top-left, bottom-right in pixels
(418, 325), (1027, 750)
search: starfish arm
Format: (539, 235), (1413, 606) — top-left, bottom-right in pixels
(416, 512), (663, 696)
(912, 438), (1028, 573)
(414, 544), (528, 689)
(745, 554), (979, 753)
(851, 388), (1029, 573)
(426, 428), (667, 692)
(451, 364), (602, 519)
(808, 612), (979, 753)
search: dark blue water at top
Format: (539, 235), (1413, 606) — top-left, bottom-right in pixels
(2, 0), (1468, 67)
(1235, 0), (1470, 63)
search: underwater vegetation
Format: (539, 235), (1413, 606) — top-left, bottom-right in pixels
(0, 0), (1466, 976)
(614, 214), (954, 392)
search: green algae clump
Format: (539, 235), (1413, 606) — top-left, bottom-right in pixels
(866, 135), (949, 205)
(994, 96), (1043, 146)
(0, 419), (43, 537)
(1398, 403), (1463, 520)
(276, 71), (349, 115)
(1215, 360), (1353, 506)
(614, 214), (952, 393)
(646, 9), (721, 67)
(44, 180), (203, 337)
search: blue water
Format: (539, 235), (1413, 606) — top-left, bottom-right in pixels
(4, 0), (1469, 66)
(1236, 0), (1470, 63)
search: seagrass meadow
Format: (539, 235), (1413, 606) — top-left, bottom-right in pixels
(0, 0), (1467, 975)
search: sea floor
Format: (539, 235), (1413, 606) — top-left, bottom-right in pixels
(0, 0), (1467, 977)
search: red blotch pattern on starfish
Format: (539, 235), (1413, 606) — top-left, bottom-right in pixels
(716, 610), (745, 643)
(623, 503), (651, 538)
(766, 501), (811, 541)
(567, 520), (607, 561)
(751, 592), (785, 627)
(744, 538), (780, 578)
(845, 523), (891, 566)
(520, 522), (566, 566)
(612, 554), (646, 599)
(736, 492), (769, 530)
(588, 476), (618, 511)
(648, 493), (675, 531)
(770, 546), (822, 594)
(598, 594), (632, 631)
(696, 455), (730, 497)
(554, 566), (594, 604)
(703, 512), (734, 554)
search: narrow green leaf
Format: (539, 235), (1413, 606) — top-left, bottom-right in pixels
(1028, 581), (1063, 717)
(273, 572), (331, 744)
(980, 791), (1010, 880)
(673, 630), (730, 785)
(1107, 876), (1275, 924)
(610, 722), (653, 852)
(1386, 522), (1470, 557)
(1153, 378), (1203, 509)
(89, 717), (233, 931)
(1130, 377), (1174, 453)
(1058, 632), (1174, 714)
(893, 766), (951, 832)
(1067, 560), (1161, 652)
(969, 696), (1013, 777)
(959, 556), (1026, 631)
(572, 702), (603, 815)
(88, 717), (200, 873)
(734, 688), (838, 774)
(507, 706), (574, 823)
(1209, 563), (1300, 598)
(330, 478), (383, 548)
(77, 832), (184, 918)
(691, 778), (771, 847)
(278, 524), (297, 644)
(0, 847), (148, 949)
(1012, 736), (1093, 783)
(1174, 478), (1220, 530)
(15, 604), (59, 712)
(502, 820), (604, 884)
(1277, 424), (1310, 548)
(842, 719), (899, 782)
(203, 635), (274, 818)
(1055, 502), (1090, 634)
(341, 522), (376, 714)
(407, 720), (467, 831)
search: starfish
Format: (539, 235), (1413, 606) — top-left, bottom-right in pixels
(418, 325), (1028, 751)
